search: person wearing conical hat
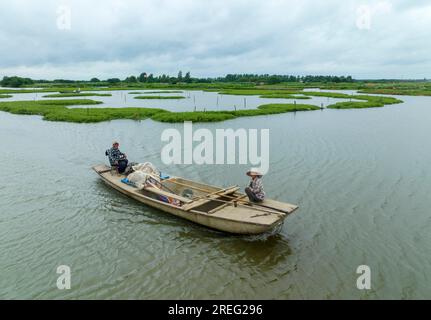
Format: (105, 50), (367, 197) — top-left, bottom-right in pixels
(245, 169), (265, 203)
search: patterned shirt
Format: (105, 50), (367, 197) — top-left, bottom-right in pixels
(107, 147), (125, 165)
(249, 177), (265, 200)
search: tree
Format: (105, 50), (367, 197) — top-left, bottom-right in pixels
(138, 72), (148, 82)
(267, 75), (282, 85)
(160, 74), (169, 83)
(0, 76), (34, 87)
(106, 78), (121, 84)
(90, 78), (100, 82)
(177, 71), (183, 82)
(125, 75), (137, 83)
(184, 72), (191, 83)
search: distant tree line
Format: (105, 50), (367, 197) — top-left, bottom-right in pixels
(0, 76), (34, 87)
(99, 72), (353, 85)
(1, 72), (355, 87)
(217, 74), (354, 84)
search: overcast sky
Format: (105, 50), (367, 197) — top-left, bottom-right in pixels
(0, 0), (430, 80)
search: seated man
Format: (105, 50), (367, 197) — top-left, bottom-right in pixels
(106, 141), (128, 173)
(245, 169), (265, 203)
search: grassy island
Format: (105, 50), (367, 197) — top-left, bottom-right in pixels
(0, 99), (320, 123)
(0, 99), (166, 123)
(152, 104), (320, 123)
(129, 91), (183, 95)
(133, 95), (186, 100)
(43, 93), (112, 98)
(0, 86), (405, 123)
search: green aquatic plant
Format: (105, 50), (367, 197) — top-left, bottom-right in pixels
(129, 91), (183, 95)
(218, 89), (298, 96)
(0, 99), (167, 123)
(134, 95), (186, 100)
(44, 107), (167, 123)
(358, 89), (431, 96)
(215, 89), (312, 100)
(327, 96), (403, 109)
(0, 99), (319, 123)
(151, 104), (320, 123)
(230, 103), (320, 116)
(260, 93), (311, 100)
(0, 99), (101, 118)
(0, 90), (404, 124)
(302, 91), (353, 99)
(43, 93), (112, 98)
(152, 111), (237, 123)
(299, 92), (403, 109)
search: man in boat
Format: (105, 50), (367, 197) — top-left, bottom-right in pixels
(106, 141), (128, 173)
(245, 170), (265, 203)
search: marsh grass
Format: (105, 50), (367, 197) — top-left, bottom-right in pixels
(218, 89), (298, 96)
(129, 91), (183, 95)
(0, 99), (164, 123)
(260, 94), (311, 100)
(0, 94), (12, 99)
(151, 103), (320, 122)
(0, 99), (319, 123)
(152, 111), (237, 123)
(134, 95), (186, 100)
(327, 97), (402, 109)
(358, 89), (431, 96)
(43, 93), (112, 98)
(300, 92), (403, 109)
(0, 88), (404, 123)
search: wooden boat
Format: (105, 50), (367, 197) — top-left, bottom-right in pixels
(92, 164), (298, 235)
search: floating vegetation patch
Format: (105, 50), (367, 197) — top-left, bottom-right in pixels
(129, 91), (183, 95)
(260, 94), (311, 100)
(0, 90), (404, 124)
(358, 89), (431, 96)
(43, 93), (112, 98)
(0, 100), (319, 123)
(133, 95), (186, 100)
(149, 104), (320, 123)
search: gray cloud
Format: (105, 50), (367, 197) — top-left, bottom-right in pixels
(0, 0), (430, 79)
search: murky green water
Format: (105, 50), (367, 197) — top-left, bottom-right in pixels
(1, 93), (431, 299)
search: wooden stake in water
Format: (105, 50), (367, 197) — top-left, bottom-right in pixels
(244, 98), (247, 108)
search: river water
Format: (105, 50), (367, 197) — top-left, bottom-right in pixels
(1, 91), (431, 299)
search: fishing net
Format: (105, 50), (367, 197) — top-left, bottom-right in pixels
(127, 162), (161, 189)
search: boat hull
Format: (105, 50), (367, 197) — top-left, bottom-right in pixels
(93, 164), (298, 235)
